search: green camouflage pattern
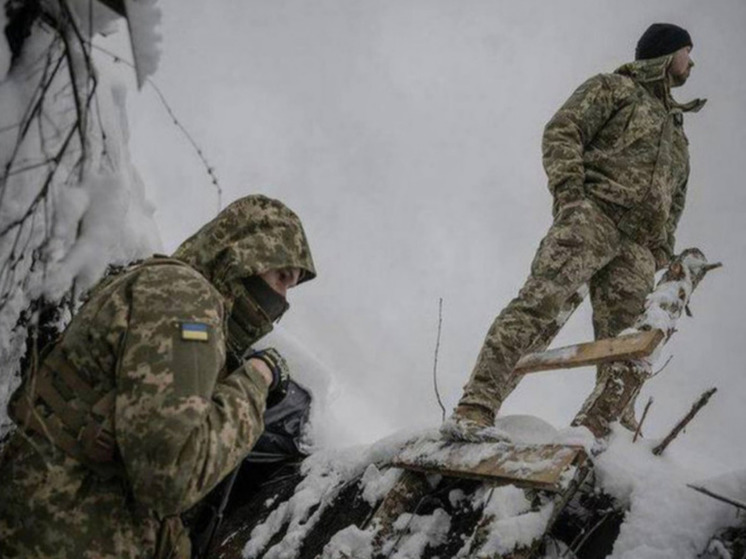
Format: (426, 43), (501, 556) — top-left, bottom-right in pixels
(0, 195), (315, 558)
(460, 56), (702, 421)
(460, 200), (624, 409)
(173, 194), (316, 300)
(543, 55), (704, 262)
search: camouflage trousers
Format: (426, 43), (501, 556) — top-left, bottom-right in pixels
(459, 199), (656, 429)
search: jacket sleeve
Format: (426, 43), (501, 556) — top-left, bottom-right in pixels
(542, 74), (619, 207)
(114, 266), (269, 516)
(663, 176), (688, 263)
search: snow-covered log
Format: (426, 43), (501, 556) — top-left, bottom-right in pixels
(572, 248), (719, 437)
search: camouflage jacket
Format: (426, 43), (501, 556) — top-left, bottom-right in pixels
(542, 55), (705, 262)
(0, 196), (315, 559)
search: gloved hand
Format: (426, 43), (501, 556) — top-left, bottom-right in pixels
(246, 347), (290, 407)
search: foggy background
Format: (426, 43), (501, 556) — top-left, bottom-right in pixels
(102, 1), (746, 469)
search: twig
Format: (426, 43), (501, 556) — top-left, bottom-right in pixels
(687, 484), (746, 511)
(649, 355), (673, 378)
(88, 43), (223, 211)
(568, 511), (617, 555)
(633, 397), (653, 443)
(653, 388), (717, 456)
(432, 298), (446, 422)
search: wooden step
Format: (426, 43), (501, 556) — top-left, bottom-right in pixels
(391, 437), (587, 492)
(515, 329), (664, 374)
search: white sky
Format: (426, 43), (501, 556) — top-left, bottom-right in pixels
(103, 0), (746, 468)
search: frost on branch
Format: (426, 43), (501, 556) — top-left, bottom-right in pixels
(0, 0), (159, 438)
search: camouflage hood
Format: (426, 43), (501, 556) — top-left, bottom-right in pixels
(172, 195), (316, 300)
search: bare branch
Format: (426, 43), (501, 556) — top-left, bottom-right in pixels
(633, 397), (653, 443)
(653, 388), (717, 456)
(432, 298), (446, 422)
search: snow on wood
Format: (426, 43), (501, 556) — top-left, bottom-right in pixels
(624, 248), (721, 363)
(242, 430), (421, 559)
(515, 330), (664, 374)
(382, 508), (452, 558)
(368, 469), (431, 555)
(392, 435), (586, 492)
(516, 249), (719, 378)
(465, 484), (554, 558)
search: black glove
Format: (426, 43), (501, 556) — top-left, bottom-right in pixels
(246, 347), (290, 407)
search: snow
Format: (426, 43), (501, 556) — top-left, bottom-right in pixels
(473, 486), (554, 557)
(383, 508), (451, 559)
(0, 8), (10, 81)
(241, 415), (741, 558)
(243, 429), (422, 558)
(361, 463), (402, 506)
(323, 525), (377, 559)
(0, 6), (160, 436)
(692, 469), (746, 506)
(595, 426), (739, 559)
(448, 488), (467, 508)
(123, 0), (162, 86)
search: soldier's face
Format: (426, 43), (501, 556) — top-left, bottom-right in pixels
(669, 46), (693, 87)
(259, 267), (301, 297)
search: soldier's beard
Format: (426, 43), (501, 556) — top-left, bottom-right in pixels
(669, 69), (689, 88)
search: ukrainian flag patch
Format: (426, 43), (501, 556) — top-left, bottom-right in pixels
(180, 322), (209, 342)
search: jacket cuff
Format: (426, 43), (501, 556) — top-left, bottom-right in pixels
(239, 361), (271, 396)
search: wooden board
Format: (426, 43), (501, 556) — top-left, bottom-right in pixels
(514, 329), (664, 374)
(391, 438), (587, 492)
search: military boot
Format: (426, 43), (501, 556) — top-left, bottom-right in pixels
(572, 361), (646, 438)
(439, 403), (510, 442)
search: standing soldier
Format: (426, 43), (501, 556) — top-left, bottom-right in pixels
(0, 195), (316, 558)
(443, 23), (706, 440)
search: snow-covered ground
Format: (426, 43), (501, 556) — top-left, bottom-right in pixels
(241, 417), (741, 559)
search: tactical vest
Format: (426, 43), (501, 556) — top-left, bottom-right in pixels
(8, 256), (192, 479)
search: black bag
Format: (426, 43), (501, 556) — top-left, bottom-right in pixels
(187, 379), (313, 558)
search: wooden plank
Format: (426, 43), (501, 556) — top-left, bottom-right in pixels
(391, 438), (587, 492)
(514, 329), (664, 375)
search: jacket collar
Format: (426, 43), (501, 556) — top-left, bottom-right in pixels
(615, 56), (706, 113)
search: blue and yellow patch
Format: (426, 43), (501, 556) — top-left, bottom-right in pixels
(180, 322), (209, 342)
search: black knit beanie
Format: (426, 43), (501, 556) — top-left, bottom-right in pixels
(635, 23), (692, 60)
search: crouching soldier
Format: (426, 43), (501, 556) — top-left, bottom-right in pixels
(0, 195), (316, 558)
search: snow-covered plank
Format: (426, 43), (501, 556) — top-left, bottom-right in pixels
(367, 469), (430, 552)
(463, 456), (593, 558)
(514, 330), (664, 374)
(391, 438), (587, 492)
